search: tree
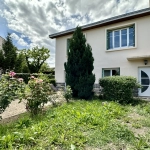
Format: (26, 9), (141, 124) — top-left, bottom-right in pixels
(14, 51), (29, 73)
(39, 62), (51, 73)
(64, 26), (95, 99)
(0, 33), (17, 72)
(25, 46), (50, 73)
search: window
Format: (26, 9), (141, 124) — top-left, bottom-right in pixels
(107, 24), (135, 50)
(67, 38), (71, 55)
(102, 68), (120, 77)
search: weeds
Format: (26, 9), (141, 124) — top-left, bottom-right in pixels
(0, 100), (150, 149)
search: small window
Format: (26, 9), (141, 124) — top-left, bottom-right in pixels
(107, 24), (135, 50)
(102, 68), (120, 77)
(67, 38), (71, 55)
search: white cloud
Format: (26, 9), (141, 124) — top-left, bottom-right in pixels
(17, 38), (28, 47)
(0, 0), (149, 67)
(10, 33), (19, 40)
(10, 33), (29, 47)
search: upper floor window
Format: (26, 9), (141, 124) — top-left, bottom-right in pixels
(107, 24), (135, 50)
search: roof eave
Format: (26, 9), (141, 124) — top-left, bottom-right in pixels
(49, 8), (150, 39)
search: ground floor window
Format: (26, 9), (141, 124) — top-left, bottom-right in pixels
(102, 68), (120, 77)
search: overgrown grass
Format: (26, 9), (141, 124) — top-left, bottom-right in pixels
(0, 99), (150, 149)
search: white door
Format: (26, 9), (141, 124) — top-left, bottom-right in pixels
(138, 68), (150, 96)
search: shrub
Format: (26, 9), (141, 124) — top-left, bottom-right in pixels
(64, 26), (95, 99)
(15, 73), (30, 84)
(0, 72), (25, 119)
(25, 76), (53, 115)
(49, 79), (56, 86)
(15, 73), (56, 85)
(99, 76), (140, 103)
(63, 85), (72, 102)
(37, 73), (50, 83)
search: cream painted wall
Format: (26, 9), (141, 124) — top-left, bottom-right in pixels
(55, 15), (150, 84)
(0, 36), (4, 50)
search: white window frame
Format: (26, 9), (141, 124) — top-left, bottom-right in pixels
(102, 68), (120, 77)
(105, 22), (137, 51)
(112, 27), (129, 48)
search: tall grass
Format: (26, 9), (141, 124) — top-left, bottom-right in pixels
(0, 100), (150, 149)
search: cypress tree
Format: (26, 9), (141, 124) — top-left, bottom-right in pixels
(2, 33), (17, 72)
(64, 26), (95, 99)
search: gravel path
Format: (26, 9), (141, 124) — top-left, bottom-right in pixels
(1, 91), (65, 121)
(1, 100), (26, 119)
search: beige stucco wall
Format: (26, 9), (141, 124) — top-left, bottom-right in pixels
(55, 15), (150, 84)
(0, 36), (4, 50)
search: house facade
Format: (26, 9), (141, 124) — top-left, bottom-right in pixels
(49, 8), (150, 97)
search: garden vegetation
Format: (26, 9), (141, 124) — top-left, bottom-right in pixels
(0, 100), (150, 149)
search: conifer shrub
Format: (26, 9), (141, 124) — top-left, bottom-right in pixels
(64, 27), (95, 99)
(99, 76), (140, 103)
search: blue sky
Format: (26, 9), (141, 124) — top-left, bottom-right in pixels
(0, 0), (149, 67)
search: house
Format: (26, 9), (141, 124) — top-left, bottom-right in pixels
(49, 8), (150, 97)
(0, 36), (5, 50)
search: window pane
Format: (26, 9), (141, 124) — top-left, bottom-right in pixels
(114, 36), (120, 48)
(108, 36), (113, 49)
(104, 70), (111, 77)
(108, 31), (113, 49)
(129, 32), (133, 46)
(121, 29), (127, 35)
(129, 27), (134, 46)
(114, 30), (119, 36)
(112, 69), (120, 76)
(141, 71), (149, 78)
(129, 27), (133, 34)
(67, 39), (70, 54)
(121, 34), (127, 47)
(141, 86), (149, 93)
(121, 29), (127, 47)
(108, 32), (112, 37)
(141, 79), (149, 85)
(114, 31), (120, 48)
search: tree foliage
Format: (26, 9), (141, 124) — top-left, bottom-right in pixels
(14, 51), (29, 73)
(0, 33), (17, 72)
(64, 26), (95, 99)
(25, 46), (50, 73)
(39, 62), (51, 73)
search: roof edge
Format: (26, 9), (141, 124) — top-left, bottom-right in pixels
(49, 7), (150, 39)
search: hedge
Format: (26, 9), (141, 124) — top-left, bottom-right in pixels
(15, 73), (56, 86)
(99, 76), (140, 103)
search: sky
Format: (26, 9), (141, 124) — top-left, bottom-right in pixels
(0, 0), (149, 67)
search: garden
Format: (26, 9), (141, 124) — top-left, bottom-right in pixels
(0, 27), (150, 150)
(0, 70), (150, 150)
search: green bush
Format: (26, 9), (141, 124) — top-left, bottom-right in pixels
(15, 73), (56, 85)
(63, 85), (72, 102)
(0, 72), (25, 119)
(25, 76), (53, 115)
(16, 73), (30, 84)
(49, 78), (56, 86)
(99, 76), (140, 103)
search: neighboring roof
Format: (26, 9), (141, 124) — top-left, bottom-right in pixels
(49, 7), (150, 39)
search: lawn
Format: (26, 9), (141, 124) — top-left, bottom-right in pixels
(0, 99), (150, 150)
